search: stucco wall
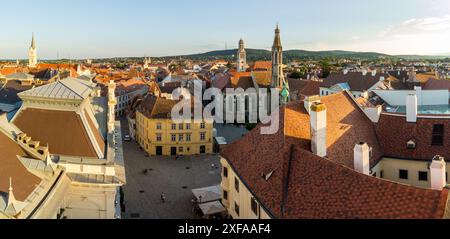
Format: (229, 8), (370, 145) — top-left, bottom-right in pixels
(220, 157), (272, 219)
(372, 157), (449, 189)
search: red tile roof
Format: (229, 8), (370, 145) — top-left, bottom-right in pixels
(288, 79), (321, 99)
(423, 79), (450, 91)
(321, 72), (389, 91)
(252, 61), (272, 71)
(221, 91), (449, 218)
(229, 72), (254, 90)
(284, 146), (449, 219)
(376, 114), (450, 161)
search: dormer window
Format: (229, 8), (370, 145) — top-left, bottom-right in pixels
(407, 139), (416, 149)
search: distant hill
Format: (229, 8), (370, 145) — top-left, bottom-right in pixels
(166, 49), (447, 61)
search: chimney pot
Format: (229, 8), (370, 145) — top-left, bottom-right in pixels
(310, 102), (327, 157)
(430, 155), (447, 190)
(406, 94), (418, 123)
(354, 143), (371, 175)
(304, 95), (321, 114)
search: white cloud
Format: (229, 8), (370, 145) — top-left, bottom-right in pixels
(381, 15), (450, 37)
(341, 15), (450, 55)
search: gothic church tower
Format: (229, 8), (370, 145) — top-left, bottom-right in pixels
(271, 25), (289, 103)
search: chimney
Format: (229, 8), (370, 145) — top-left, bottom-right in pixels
(310, 102), (327, 157)
(108, 80), (117, 133)
(430, 155), (447, 190)
(304, 95), (321, 115)
(406, 94), (417, 123)
(354, 143), (371, 175)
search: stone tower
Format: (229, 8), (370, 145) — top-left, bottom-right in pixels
(28, 33), (38, 68)
(272, 25), (284, 88)
(237, 39), (246, 72)
(271, 25), (289, 103)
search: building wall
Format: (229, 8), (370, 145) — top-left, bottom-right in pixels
(220, 157), (272, 219)
(63, 183), (117, 219)
(135, 111), (213, 156)
(371, 157), (449, 189)
(115, 86), (148, 117)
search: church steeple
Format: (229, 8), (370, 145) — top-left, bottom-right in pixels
(271, 24), (289, 104)
(271, 25), (285, 86)
(28, 33), (38, 68)
(6, 177), (16, 208)
(273, 24), (282, 49)
(237, 38), (247, 72)
(31, 33), (36, 49)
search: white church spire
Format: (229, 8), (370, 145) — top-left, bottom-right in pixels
(28, 33), (38, 68)
(6, 177), (16, 208)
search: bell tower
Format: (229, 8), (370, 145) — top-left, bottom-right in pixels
(237, 39), (246, 72)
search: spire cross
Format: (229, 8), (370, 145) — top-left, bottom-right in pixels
(9, 177), (12, 192)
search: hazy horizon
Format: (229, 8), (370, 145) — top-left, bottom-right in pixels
(1, 0), (450, 59)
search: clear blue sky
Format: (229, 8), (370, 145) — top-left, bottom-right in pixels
(1, 0), (449, 59)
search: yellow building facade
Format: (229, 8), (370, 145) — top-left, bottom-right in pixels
(220, 157), (272, 219)
(136, 110), (213, 156)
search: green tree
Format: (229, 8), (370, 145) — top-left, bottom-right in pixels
(320, 59), (331, 78)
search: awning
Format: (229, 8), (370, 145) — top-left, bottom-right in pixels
(192, 185), (222, 203)
(198, 201), (226, 216)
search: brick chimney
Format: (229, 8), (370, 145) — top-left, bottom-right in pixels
(310, 102), (327, 157)
(406, 94), (418, 123)
(354, 142), (371, 175)
(430, 155), (447, 190)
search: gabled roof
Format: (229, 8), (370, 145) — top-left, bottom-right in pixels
(229, 72), (254, 90)
(423, 79), (450, 91)
(321, 72), (388, 92)
(18, 77), (95, 100)
(221, 92), (449, 219)
(376, 113), (450, 161)
(287, 79), (321, 100)
(252, 61), (272, 71)
(284, 146), (448, 219)
(137, 95), (178, 119)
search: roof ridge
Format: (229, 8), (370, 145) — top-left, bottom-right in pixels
(58, 79), (85, 99)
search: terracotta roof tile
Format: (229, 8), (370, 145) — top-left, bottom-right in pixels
(252, 61), (272, 71)
(423, 78), (450, 91)
(321, 72), (388, 92)
(376, 114), (450, 160)
(219, 92), (448, 219)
